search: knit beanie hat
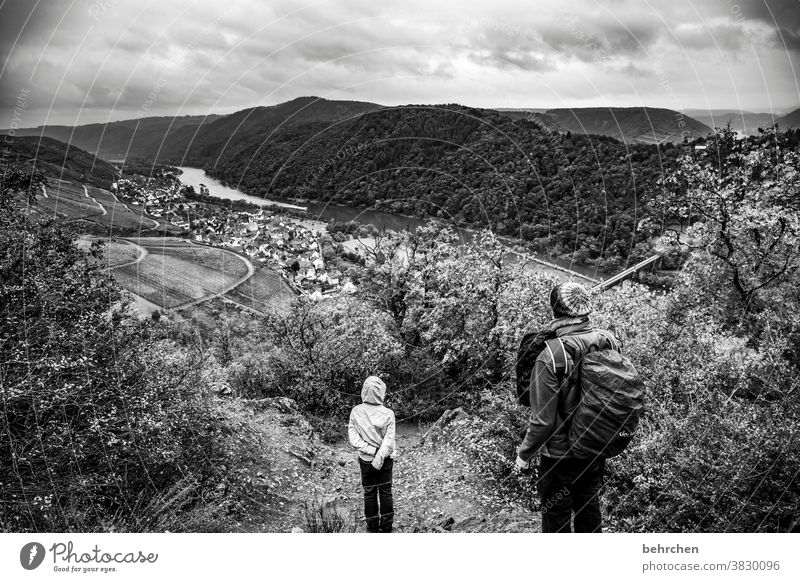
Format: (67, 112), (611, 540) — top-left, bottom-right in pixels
(550, 282), (592, 318)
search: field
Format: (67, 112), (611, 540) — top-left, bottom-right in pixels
(224, 266), (295, 314)
(99, 240), (143, 268)
(111, 238), (252, 310)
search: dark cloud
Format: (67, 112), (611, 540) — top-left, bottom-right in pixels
(674, 22), (746, 52)
(0, 0), (797, 126)
(739, 0), (800, 52)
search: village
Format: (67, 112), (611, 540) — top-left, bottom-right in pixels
(113, 171), (355, 299)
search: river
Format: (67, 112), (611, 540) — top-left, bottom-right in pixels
(176, 166), (602, 282)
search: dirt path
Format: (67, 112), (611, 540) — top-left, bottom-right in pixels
(82, 184), (108, 216)
(103, 238), (148, 271)
(237, 405), (540, 533)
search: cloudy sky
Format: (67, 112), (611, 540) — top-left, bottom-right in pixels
(1, 0), (798, 127)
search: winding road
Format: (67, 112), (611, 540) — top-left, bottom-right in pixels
(102, 238), (148, 271)
(82, 184), (107, 216)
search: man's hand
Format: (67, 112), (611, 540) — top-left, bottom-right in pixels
(513, 455), (530, 473)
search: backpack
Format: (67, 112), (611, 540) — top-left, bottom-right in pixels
(515, 330), (555, 407)
(516, 330), (579, 406)
(548, 334), (646, 458)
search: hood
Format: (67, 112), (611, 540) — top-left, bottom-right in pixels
(361, 376), (386, 405)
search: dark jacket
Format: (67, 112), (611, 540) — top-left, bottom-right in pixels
(517, 318), (620, 461)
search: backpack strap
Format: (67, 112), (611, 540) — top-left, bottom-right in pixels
(595, 329), (622, 352)
(544, 338), (568, 386)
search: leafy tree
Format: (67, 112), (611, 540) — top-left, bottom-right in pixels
(653, 126), (800, 332)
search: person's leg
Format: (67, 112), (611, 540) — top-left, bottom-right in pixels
(377, 459), (394, 532)
(537, 456), (574, 533)
(572, 456), (605, 533)
(359, 460), (380, 532)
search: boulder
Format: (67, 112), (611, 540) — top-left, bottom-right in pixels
(245, 397), (299, 414)
(421, 407), (469, 445)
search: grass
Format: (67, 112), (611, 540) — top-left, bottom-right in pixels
(301, 496), (359, 533)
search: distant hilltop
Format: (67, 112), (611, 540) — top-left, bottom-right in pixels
(5, 97), (799, 159)
(0, 135), (118, 188)
(681, 108), (800, 136)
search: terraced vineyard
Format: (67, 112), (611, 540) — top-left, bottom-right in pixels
(224, 266), (296, 314)
(37, 179), (104, 220)
(100, 240), (143, 268)
(86, 186), (158, 232)
(111, 238), (252, 309)
(40, 180), (295, 315)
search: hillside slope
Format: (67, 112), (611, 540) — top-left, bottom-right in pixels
(204, 104), (683, 267)
(684, 109), (780, 135)
(1, 135), (118, 187)
(777, 107), (800, 129)
(545, 107), (711, 144)
(157, 96), (382, 165)
(236, 397), (537, 533)
(2, 115), (222, 160)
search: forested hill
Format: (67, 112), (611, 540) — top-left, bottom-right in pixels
(777, 107), (800, 129)
(544, 107), (712, 144)
(1, 135), (118, 187)
(203, 104), (685, 269)
(157, 96), (381, 163)
(2, 115), (223, 160)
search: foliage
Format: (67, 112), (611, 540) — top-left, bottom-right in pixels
(594, 285), (800, 532)
(0, 166), (257, 532)
(652, 126), (800, 329)
(205, 105), (680, 269)
(342, 222), (557, 416)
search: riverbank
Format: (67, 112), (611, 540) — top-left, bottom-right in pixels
(177, 166), (604, 283)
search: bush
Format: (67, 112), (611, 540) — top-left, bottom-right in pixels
(595, 283), (800, 532)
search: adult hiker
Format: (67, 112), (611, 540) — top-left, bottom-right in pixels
(348, 375), (397, 533)
(514, 281), (644, 533)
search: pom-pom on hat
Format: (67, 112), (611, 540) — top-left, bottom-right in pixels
(550, 282), (593, 318)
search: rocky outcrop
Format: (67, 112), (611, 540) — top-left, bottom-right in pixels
(420, 407), (469, 446)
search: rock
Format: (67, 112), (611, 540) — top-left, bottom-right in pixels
(290, 527), (304, 533)
(337, 459), (346, 467)
(421, 408), (469, 445)
(440, 516), (455, 531)
(247, 397), (299, 415)
(266, 397), (299, 414)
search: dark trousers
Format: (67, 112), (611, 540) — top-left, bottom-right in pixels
(537, 455), (605, 533)
(359, 458), (394, 532)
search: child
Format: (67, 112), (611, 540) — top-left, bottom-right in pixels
(348, 375), (397, 533)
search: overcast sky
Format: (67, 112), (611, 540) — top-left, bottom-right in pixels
(1, 0), (798, 127)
